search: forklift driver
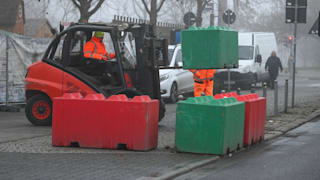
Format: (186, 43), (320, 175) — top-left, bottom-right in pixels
(83, 31), (115, 61)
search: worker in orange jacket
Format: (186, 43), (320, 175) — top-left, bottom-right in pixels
(83, 31), (115, 61)
(190, 69), (216, 97)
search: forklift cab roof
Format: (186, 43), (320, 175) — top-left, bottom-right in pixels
(60, 22), (131, 35)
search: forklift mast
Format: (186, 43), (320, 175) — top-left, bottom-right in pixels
(128, 24), (168, 102)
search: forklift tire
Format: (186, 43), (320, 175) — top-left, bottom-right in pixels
(25, 94), (52, 126)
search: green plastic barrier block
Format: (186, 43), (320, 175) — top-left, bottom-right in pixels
(181, 26), (238, 69)
(175, 96), (245, 155)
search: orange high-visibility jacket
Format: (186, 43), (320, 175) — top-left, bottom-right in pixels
(83, 36), (115, 60)
(189, 69), (216, 83)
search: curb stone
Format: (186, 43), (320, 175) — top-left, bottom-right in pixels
(264, 109), (320, 141)
(307, 110), (320, 121)
(136, 156), (219, 180)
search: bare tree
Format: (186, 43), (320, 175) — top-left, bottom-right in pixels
(196, 0), (211, 27)
(140, 0), (166, 27)
(57, 0), (78, 22)
(165, 0), (196, 24)
(71, 0), (105, 22)
(218, 0), (228, 26)
(132, 0), (149, 19)
(167, 0), (211, 27)
(233, 0), (239, 14)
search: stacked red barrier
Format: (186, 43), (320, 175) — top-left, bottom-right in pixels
(214, 92), (266, 146)
(52, 93), (159, 151)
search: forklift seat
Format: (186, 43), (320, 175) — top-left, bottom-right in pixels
(67, 52), (83, 67)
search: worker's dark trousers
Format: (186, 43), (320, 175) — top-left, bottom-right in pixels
(269, 73), (278, 89)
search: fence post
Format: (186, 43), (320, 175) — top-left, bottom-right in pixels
(5, 35), (9, 107)
(236, 88), (241, 95)
(284, 79), (289, 113)
(250, 83), (256, 93)
(263, 82), (267, 98)
(274, 80), (278, 115)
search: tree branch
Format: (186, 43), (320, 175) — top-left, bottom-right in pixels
(89, 0), (105, 16)
(133, 0), (146, 19)
(71, 0), (81, 9)
(141, 0), (151, 15)
(202, 0), (210, 9)
(156, 0), (166, 12)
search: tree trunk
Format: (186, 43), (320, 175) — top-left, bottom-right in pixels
(233, 0), (239, 14)
(78, 0), (90, 22)
(218, 0), (228, 26)
(79, 8), (89, 23)
(150, 0), (157, 25)
(196, 0), (204, 27)
(72, 0), (105, 23)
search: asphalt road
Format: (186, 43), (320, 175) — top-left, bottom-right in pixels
(176, 117), (320, 180)
(0, 110), (50, 143)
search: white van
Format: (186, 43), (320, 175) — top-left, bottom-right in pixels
(159, 45), (193, 102)
(215, 32), (278, 90)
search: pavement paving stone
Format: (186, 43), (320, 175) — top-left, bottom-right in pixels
(0, 152), (213, 180)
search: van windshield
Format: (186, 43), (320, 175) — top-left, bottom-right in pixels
(239, 46), (254, 60)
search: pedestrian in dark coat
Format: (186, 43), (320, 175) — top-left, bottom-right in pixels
(265, 51), (283, 89)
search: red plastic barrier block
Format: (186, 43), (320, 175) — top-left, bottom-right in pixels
(104, 95), (159, 150)
(214, 92), (266, 147)
(214, 92), (238, 99)
(52, 93), (159, 151)
(52, 93), (107, 148)
(236, 93), (266, 146)
(257, 97), (266, 140)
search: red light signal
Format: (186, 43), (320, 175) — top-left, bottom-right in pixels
(289, 35), (293, 41)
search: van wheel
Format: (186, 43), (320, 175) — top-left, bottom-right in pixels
(25, 94), (52, 126)
(169, 83), (178, 103)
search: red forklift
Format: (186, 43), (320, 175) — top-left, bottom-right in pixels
(25, 23), (168, 125)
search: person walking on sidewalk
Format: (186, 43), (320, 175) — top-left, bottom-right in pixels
(189, 69), (216, 97)
(265, 51), (283, 89)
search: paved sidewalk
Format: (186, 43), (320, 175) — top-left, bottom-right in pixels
(1, 97), (320, 153)
(0, 152), (211, 180)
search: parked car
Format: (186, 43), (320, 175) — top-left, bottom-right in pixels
(215, 32), (278, 91)
(159, 45), (193, 102)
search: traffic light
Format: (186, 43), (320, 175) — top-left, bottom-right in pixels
(283, 35), (293, 47)
(285, 0), (307, 24)
(286, 0), (307, 6)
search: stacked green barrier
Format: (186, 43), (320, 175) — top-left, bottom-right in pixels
(181, 26), (238, 69)
(175, 96), (245, 155)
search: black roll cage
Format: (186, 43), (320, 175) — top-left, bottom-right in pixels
(43, 24), (128, 89)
